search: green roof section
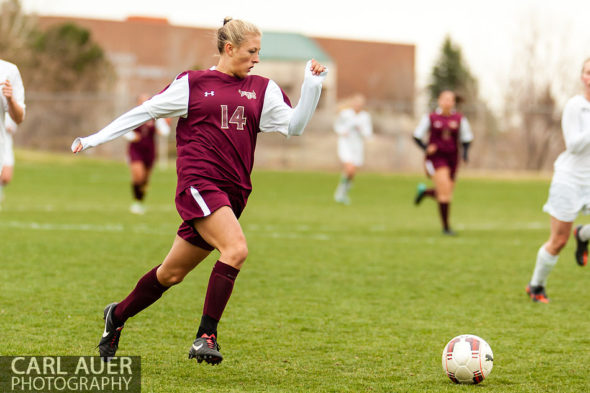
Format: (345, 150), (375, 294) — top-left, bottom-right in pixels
(260, 32), (331, 62)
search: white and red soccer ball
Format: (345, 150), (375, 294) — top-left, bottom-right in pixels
(441, 334), (494, 384)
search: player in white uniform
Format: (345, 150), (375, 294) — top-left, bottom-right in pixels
(333, 94), (372, 204)
(0, 114), (17, 207)
(0, 59), (25, 206)
(526, 58), (590, 303)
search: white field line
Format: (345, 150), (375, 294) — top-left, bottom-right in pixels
(6, 204), (175, 213)
(0, 220), (547, 245)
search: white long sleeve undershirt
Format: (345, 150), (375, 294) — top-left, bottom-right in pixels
(72, 61), (327, 152)
(553, 95), (590, 184)
(561, 95), (590, 154)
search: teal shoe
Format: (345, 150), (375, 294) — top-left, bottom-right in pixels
(414, 183), (427, 205)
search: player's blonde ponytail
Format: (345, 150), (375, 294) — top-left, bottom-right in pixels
(217, 18), (261, 54)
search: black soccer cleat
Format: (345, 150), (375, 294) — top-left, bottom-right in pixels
(98, 303), (124, 362)
(573, 225), (588, 267)
(526, 284), (549, 304)
(188, 333), (223, 365)
(414, 183), (427, 205)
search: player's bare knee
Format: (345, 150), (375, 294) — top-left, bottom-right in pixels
(222, 242), (248, 267)
(233, 243), (249, 264)
(157, 267), (186, 286)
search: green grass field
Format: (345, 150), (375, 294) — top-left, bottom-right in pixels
(2, 151), (590, 392)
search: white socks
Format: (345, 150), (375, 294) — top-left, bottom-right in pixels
(579, 225), (590, 242)
(530, 245), (559, 287)
(334, 176), (351, 199)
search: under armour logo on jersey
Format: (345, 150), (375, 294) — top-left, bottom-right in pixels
(204, 91), (215, 97)
(238, 89), (257, 100)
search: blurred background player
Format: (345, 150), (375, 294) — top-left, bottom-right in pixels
(412, 90), (473, 235)
(333, 94), (372, 204)
(0, 114), (17, 209)
(0, 58), (25, 185)
(526, 58), (590, 303)
(125, 94), (171, 214)
(71, 18), (327, 365)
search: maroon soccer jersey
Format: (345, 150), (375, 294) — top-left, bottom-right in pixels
(173, 69), (291, 198)
(129, 120), (156, 167)
(428, 111), (463, 155)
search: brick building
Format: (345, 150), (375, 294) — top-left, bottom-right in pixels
(37, 16), (414, 113)
(30, 16), (418, 171)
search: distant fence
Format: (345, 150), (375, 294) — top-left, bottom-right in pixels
(13, 93), (564, 173)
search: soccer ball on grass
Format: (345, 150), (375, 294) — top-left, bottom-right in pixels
(441, 334), (493, 384)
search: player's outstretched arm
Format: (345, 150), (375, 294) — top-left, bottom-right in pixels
(72, 74), (189, 153)
(71, 105), (155, 153)
(287, 59), (328, 136)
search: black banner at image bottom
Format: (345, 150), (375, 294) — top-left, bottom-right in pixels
(0, 356), (140, 393)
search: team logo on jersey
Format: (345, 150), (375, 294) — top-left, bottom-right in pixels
(433, 121), (443, 128)
(448, 120), (459, 129)
(204, 91), (215, 97)
(238, 89), (257, 100)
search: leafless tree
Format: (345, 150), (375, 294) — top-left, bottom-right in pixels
(502, 13), (576, 170)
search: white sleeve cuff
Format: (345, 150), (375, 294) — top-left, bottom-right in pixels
(287, 60), (327, 136)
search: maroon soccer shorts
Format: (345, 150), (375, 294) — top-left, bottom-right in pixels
(425, 152), (459, 180)
(129, 146), (155, 170)
(175, 180), (248, 251)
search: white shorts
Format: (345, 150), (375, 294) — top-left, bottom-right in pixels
(337, 138), (364, 166)
(542, 180), (590, 222)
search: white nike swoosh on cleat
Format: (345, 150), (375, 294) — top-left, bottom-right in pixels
(192, 343), (204, 351)
(102, 307), (112, 337)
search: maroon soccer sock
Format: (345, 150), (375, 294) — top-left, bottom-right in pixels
(425, 189), (436, 198)
(197, 261), (240, 336)
(132, 183), (144, 201)
(438, 202), (450, 231)
(113, 265), (169, 324)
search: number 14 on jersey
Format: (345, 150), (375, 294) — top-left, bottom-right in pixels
(220, 105), (247, 130)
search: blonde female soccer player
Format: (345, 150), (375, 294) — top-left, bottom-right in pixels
(72, 18), (327, 364)
(526, 58), (590, 303)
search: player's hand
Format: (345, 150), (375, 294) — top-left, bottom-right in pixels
(309, 59), (327, 76)
(1, 79), (13, 99)
(72, 142), (83, 154)
(426, 144), (437, 155)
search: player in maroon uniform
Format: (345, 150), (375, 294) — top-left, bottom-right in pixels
(412, 90), (473, 235)
(71, 18), (327, 364)
(126, 94), (170, 214)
